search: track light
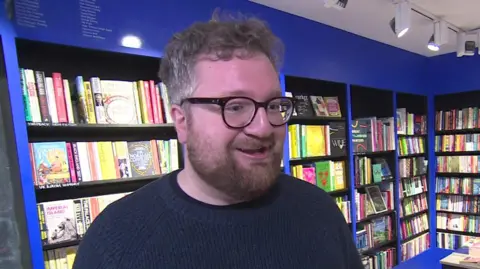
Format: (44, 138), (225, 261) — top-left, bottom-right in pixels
(324, 0), (348, 10)
(427, 35), (439, 51)
(390, 1), (411, 38)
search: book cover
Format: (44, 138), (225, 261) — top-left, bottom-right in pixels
(292, 94), (314, 117)
(32, 142), (70, 185)
(42, 200), (78, 245)
(309, 96), (329, 117)
(329, 122), (346, 156)
(127, 141), (156, 177)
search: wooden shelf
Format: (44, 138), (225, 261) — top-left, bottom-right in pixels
(357, 210), (395, 224)
(289, 155), (346, 165)
(27, 122), (177, 142)
(353, 150), (395, 157)
(359, 239), (397, 255)
(401, 229), (429, 243)
(437, 210), (480, 217)
(398, 153), (425, 158)
(436, 128), (480, 135)
(288, 116), (345, 125)
(436, 229), (480, 237)
(35, 175), (160, 203)
(355, 178), (395, 189)
(401, 209), (428, 220)
(436, 151), (480, 156)
(43, 239), (81, 251)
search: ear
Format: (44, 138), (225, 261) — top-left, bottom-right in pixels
(170, 104), (187, 144)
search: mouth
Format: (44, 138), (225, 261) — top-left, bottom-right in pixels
(237, 145), (272, 159)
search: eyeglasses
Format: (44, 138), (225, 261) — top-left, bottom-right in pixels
(180, 96), (295, 129)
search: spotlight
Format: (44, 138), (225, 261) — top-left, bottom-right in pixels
(427, 35), (439, 51)
(456, 32), (476, 57)
(324, 0), (348, 10)
(121, 35), (142, 49)
(390, 1), (411, 38)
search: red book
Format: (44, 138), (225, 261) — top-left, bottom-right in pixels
(52, 72), (68, 122)
(149, 80), (160, 123)
(66, 142), (77, 183)
(143, 81), (154, 124)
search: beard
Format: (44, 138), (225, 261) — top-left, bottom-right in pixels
(186, 125), (282, 203)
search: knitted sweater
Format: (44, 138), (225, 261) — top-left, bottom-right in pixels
(73, 170), (363, 269)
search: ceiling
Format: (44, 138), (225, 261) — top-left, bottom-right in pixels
(249, 0), (480, 57)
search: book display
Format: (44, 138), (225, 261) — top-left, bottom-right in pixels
(396, 93), (430, 262)
(434, 91), (480, 251)
(15, 39), (182, 265)
(284, 76), (351, 224)
(350, 85), (397, 268)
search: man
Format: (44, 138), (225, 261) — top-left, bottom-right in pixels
(73, 12), (364, 269)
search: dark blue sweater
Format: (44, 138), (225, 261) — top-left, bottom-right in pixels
(73, 170), (363, 269)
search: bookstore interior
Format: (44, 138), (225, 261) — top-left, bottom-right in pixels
(1, 0), (480, 269)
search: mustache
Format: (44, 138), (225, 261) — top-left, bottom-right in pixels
(232, 137), (276, 148)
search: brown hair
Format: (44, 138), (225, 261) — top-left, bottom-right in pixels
(158, 9), (284, 105)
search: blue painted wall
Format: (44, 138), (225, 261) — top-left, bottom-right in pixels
(428, 52), (480, 95)
(11, 0), (429, 94)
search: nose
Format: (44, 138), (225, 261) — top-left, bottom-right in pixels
(244, 107), (274, 137)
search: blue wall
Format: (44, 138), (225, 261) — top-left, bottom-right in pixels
(10, 0), (428, 94)
(428, 52), (480, 95)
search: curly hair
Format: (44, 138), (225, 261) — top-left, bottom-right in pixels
(158, 9), (284, 106)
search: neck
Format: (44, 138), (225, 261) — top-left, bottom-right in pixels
(177, 164), (244, 206)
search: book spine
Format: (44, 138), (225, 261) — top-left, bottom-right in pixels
(62, 79), (75, 123)
(52, 72), (68, 123)
(19, 68), (32, 121)
(143, 80), (154, 123)
(44, 77), (59, 123)
(90, 77), (107, 123)
(25, 69), (42, 122)
(83, 81), (97, 124)
(149, 80), (160, 123)
(65, 142), (77, 183)
(71, 142), (83, 182)
(34, 71), (51, 123)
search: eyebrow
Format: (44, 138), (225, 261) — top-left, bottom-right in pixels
(223, 88), (282, 97)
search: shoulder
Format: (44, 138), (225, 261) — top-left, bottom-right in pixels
(73, 174), (174, 268)
(277, 173), (346, 219)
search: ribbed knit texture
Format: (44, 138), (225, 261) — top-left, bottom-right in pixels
(73, 170), (364, 269)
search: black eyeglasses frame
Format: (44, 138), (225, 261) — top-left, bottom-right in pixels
(180, 96), (295, 129)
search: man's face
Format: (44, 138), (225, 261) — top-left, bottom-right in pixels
(180, 52), (284, 202)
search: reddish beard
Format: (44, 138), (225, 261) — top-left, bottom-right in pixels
(186, 128), (281, 203)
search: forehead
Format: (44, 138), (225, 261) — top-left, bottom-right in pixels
(193, 53), (281, 99)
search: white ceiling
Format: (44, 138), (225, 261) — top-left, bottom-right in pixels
(249, 0), (480, 57)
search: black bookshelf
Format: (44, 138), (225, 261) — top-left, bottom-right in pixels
(395, 92), (430, 262)
(17, 39), (181, 252)
(434, 91), (480, 249)
(350, 85), (398, 264)
(285, 75), (350, 194)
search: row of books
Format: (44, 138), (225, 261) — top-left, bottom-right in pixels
(398, 157), (428, 178)
(360, 248), (396, 269)
(290, 161), (346, 192)
(401, 232), (429, 262)
(353, 156), (392, 186)
(287, 123), (346, 158)
(334, 196), (352, 224)
(437, 212), (480, 233)
(356, 215), (394, 252)
(284, 92), (342, 118)
(398, 137), (425, 156)
(435, 108), (480, 131)
(43, 246), (77, 269)
(436, 194), (480, 214)
(355, 187), (394, 221)
(38, 192), (129, 246)
(399, 175), (428, 198)
(435, 177), (480, 195)
(436, 156), (480, 173)
(20, 68), (173, 125)
(396, 108), (427, 135)
(437, 232), (479, 250)
(29, 139), (179, 186)
(400, 193), (428, 218)
(435, 134), (480, 152)
(400, 213), (429, 240)
(351, 117), (395, 153)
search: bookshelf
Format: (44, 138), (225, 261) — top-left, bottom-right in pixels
(396, 92), (430, 262)
(283, 75), (352, 225)
(15, 38), (182, 265)
(350, 85), (397, 268)
(434, 91), (480, 251)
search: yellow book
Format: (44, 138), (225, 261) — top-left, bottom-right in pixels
(83, 81), (97, 124)
(97, 141), (117, 180)
(334, 161), (346, 190)
(65, 246), (78, 269)
(306, 125), (325, 157)
(288, 125), (298, 159)
(136, 80), (149, 124)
